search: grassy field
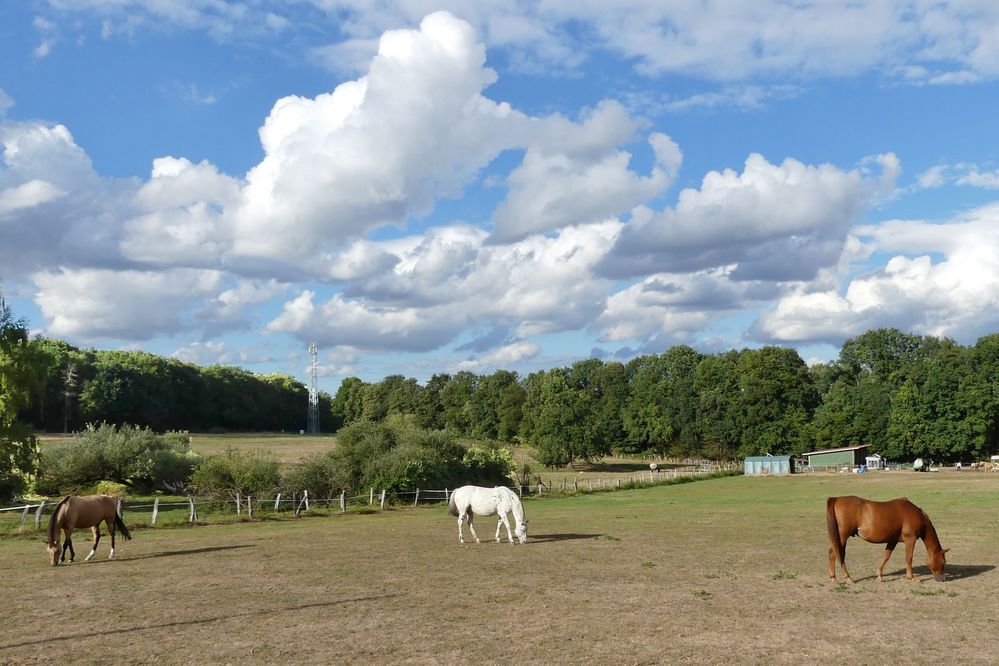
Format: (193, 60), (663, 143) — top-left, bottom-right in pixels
(37, 432), (339, 465)
(37, 430), (704, 482)
(187, 432), (337, 463)
(2, 471), (997, 665)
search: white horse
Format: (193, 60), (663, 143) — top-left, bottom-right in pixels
(448, 485), (528, 544)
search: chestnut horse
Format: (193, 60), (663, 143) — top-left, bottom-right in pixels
(46, 495), (132, 566)
(826, 496), (948, 583)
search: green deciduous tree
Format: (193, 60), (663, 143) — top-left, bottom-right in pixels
(735, 347), (818, 456)
(0, 292), (41, 500)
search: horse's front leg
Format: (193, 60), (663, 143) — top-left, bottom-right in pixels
(499, 514), (514, 544)
(495, 515), (503, 543)
(876, 541), (897, 582)
(904, 537), (917, 580)
(86, 525), (101, 561)
(62, 528), (75, 563)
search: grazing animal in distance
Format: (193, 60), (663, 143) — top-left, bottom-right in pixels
(826, 495), (948, 583)
(46, 495), (132, 566)
(448, 485), (528, 544)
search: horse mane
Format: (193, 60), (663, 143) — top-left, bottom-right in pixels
(920, 509), (943, 551)
(46, 496), (72, 543)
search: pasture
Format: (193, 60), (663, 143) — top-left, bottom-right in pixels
(2, 472), (997, 665)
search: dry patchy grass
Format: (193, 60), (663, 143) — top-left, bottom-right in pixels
(187, 432), (337, 464)
(2, 472), (997, 665)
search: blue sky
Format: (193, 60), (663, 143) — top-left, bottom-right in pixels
(2, 1), (999, 393)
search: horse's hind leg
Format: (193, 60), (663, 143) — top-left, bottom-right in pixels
(108, 518), (117, 559)
(829, 536), (853, 583)
(458, 513), (466, 544)
(86, 525), (101, 561)
(876, 541), (897, 582)
(467, 514), (481, 544)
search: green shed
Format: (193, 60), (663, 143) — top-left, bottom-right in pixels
(801, 445), (869, 470)
(744, 455), (794, 476)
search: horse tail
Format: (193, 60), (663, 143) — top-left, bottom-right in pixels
(114, 511), (133, 541)
(46, 496), (71, 543)
(826, 497), (845, 563)
(447, 492), (459, 517)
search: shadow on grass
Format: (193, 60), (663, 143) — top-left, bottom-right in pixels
(529, 533), (604, 543)
(75, 545), (255, 565)
(854, 563), (994, 582)
(0, 593), (400, 650)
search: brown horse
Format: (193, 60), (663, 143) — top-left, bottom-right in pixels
(827, 496), (948, 583)
(46, 495), (132, 566)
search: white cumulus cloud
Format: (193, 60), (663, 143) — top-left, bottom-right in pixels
(603, 153), (895, 282)
(755, 203), (999, 344)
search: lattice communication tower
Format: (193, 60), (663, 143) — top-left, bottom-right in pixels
(307, 340), (320, 434)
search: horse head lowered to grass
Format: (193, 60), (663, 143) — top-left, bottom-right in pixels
(826, 495), (948, 583)
(46, 495), (132, 566)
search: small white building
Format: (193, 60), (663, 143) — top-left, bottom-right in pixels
(865, 453), (885, 470)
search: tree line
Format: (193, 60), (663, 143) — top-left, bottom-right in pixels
(20, 337), (336, 433)
(330, 330), (999, 465)
(4, 286), (998, 490)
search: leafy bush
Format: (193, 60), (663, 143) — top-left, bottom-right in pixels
(0, 427), (38, 501)
(300, 419), (514, 495)
(94, 480), (127, 497)
(35, 423), (200, 494)
(190, 447), (281, 501)
(463, 442), (516, 483)
(281, 451), (347, 499)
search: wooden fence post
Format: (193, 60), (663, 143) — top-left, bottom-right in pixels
(588, 480), (592, 491)
(274, 493), (281, 511)
(414, 489), (420, 506)
(340, 490), (346, 513)
(518, 485), (523, 497)
(369, 488), (374, 505)
(151, 497), (160, 525)
(380, 490), (386, 510)
(304, 489), (309, 511)
(574, 479), (578, 491)
(20, 504), (30, 527)
(188, 498), (197, 523)
(35, 501), (46, 529)
(247, 496), (254, 519)
(235, 491), (241, 515)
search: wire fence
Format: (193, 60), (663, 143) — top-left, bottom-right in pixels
(1, 465), (737, 534)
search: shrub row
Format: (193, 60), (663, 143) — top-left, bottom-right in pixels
(32, 419), (515, 502)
